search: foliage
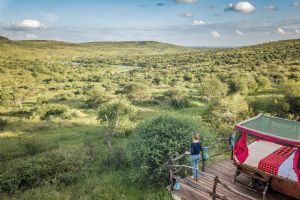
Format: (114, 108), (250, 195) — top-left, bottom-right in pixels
(229, 75), (258, 95)
(164, 87), (190, 109)
(128, 114), (201, 185)
(249, 96), (290, 117)
(31, 104), (73, 120)
(0, 146), (89, 193)
(0, 117), (8, 132)
(206, 94), (250, 132)
(122, 82), (150, 102)
(0, 89), (12, 106)
(282, 81), (300, 114)
(86, 87), (113, 108)
(198, 76), (228, 101)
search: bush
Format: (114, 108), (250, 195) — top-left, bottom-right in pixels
(31, 104), (73, 120)
(206, 94), (250, 132)
(198, 76), (228, 101)
(98, 100), (138, 136)
(122, 82), (150, 102)
(164, 87), (190, 109)
(282, 81), (300, 114)
(249, 96), (290, 117)
(0, 146), (89, 193)
(0, 117), (8, 132)
(0, 89), (12, 106)
(86, 87), (113, 108)
(20, 137), (48, 156)
(128, 114), (202, 185)
(229, 75), (258, 95)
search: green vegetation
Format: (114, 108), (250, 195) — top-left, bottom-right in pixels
(0, 36), (299, 199)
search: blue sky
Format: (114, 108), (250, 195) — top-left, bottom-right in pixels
(0, 0), (299, 46)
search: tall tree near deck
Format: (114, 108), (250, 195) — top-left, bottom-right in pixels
(98, 100), (137, 165)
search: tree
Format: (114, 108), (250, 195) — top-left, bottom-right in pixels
(206, 94), (250, 132)
(86, 87), (113, 108)
(164, 87), (190, 108)
(128, 114), (202, 185)
(98, 100), (137, 164)
(198, 76), (228, 101)
(122, 82), (150, 102)
(229, 75), (258, 95)
(282, 81), (300, 115)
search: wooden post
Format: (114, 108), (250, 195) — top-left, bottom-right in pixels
(168, 157), (174, 191)
(212, 176), (218, 200)
(201, 151), (205, 172)
(262, 182), (269, 200)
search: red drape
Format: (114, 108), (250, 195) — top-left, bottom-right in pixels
(233, 131), (248, 164)
(293, 148), (300, 185)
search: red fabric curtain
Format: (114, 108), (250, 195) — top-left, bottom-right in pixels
(233, 131), (248, 164)
(293, 148), (300, 185)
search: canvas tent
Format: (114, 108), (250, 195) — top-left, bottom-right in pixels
(233, 114), (300, 184)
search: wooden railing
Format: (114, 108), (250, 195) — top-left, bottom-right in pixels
(167, 153), (256, 200)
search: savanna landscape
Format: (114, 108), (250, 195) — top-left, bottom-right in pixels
(0, 35), (299, 199)
(0, 0), (300, 199)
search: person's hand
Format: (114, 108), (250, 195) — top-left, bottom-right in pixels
(185, 151), (190, 155)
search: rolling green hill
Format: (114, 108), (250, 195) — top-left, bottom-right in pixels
(0, 36), (299, 200)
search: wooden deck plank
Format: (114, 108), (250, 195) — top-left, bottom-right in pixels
(170, 159), (296, 200)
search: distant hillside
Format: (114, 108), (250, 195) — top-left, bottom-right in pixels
(0, 36), (12, 44)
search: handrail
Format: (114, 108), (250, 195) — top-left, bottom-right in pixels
(167, 149), (257, 200)
(170, 164), (216, 179)
(169, 162), (257, 200)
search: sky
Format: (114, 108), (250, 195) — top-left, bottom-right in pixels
(0, 0), (300, 46)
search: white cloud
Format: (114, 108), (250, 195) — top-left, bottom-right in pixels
(277, 27), (286, 34)
(236, 30), (244, 36)
(179, 11), (194, 18)
(193, 20), (205, 25)
(264, 5), (278, 11)
(6, 19), (46, 30)
(226, 2), (256, 13)
(292, 2), (300, 8)
(211, 31), (221, 38)
(173, 0), (198, 4)
(296, 29), (300, 34)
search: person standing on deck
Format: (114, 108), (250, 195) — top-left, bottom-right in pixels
(186, 133), (203, 181)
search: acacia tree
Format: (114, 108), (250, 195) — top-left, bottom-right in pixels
(197, 76), (228, 102)
(98, 100), (137, 164)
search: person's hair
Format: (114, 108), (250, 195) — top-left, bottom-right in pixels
(192, 132), (200, 141)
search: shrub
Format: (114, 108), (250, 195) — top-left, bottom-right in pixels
(0, 89), (12, 106)
(164, 87), (190, 109)
(282, 81), (300, 114)
(0, 146), (89, 193)
(0, 117), (8, 132)
(249, 96), (290, 117)
(20, 137), (48, 156)
(86, 87), (113, 108)
(206, 94), (250, 132)
(198, 76), (228, 101)
(98, 100), (138, 125)
(128, 114), (202, 185)
(229, 75), (258, 95)
(122, 82), (150, 102)
(31, 104), (73, 120)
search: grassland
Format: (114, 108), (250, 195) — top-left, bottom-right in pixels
(0, 36), (299, 199)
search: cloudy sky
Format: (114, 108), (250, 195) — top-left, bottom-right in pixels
(0, 0), (300, 46)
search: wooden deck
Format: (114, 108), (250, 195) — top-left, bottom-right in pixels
(170, 159), (296, 200)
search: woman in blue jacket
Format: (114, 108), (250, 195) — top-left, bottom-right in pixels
(186, 133), (202, 181)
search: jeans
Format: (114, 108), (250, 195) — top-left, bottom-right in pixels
(190, 154), (200, 178)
